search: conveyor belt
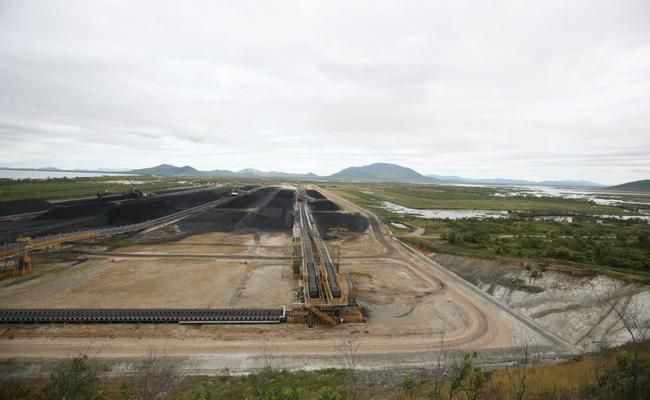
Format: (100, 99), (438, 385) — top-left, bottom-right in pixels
(0, 308), (285, 324)
(299, 204), (320, 299)
(300, 198), (341, 299)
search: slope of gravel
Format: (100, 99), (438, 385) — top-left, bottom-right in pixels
(432, 253), (650, 349)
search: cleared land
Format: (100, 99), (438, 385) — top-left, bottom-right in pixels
(0, 184), (576, 374)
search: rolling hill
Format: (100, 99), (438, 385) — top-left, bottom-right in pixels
(328, 163), (437, 183)
(609, 179), (650, 192)
(129, 164), (200, 175)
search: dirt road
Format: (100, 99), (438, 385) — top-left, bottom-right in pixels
(0, 186), (576, 375)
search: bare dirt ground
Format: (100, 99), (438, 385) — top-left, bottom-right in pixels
(0, 233), (295, 309)
(0, 186), (576, 375)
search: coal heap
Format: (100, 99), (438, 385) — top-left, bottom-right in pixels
(310, 199), (340, 212)
(312, 211), (369, 236)
(36, 203), (115, 220)
(307, 189), (326, 199)
(0, 199), (53, 217)
(247, 189), (295, 230)
(107, 200), (180, 226)
(223, 187), (277, 209)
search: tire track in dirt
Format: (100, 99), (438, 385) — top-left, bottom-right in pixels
(317, 186), (576, 353)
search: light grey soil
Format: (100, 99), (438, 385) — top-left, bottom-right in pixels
(432, 254), (650, 350)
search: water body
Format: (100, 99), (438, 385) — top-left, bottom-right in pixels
(382, 201), (650, 223)
(381, 201), (509, 219)
(0, 169), (135, 180)
(492, 185), (650, 206)
(534, 215), (574, 223)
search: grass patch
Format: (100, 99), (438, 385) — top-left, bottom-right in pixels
(0, 175), (247, 201)
(497, 277), (546, 293)
(324, 182), (635, 215)
(325, 183), (650, 281)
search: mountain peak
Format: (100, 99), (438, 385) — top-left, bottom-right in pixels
(328, 163), (437, 183)
(130, 164), (199, 175)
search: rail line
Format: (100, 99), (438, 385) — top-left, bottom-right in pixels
(0, 308), (285, 324)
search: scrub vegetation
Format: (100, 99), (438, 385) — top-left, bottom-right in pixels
(1, 340), (648, 399)
(328, 183), (640, 215)
(326, 183), (650, 280)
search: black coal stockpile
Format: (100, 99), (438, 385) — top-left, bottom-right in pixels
(307, 189), (326, 199)
(223, 187), (277, 209)
(107, 200), (180, 226)
(163, 187), (231, 209)
(310, 199), (340, 212)
(312, 211), (369, 236)
(179, 209), (249, 234)
(267, 189), (294, 208)
(248, 189), (294, 230)
(0, 199), (54, 217)
(36, 202), (115, 220)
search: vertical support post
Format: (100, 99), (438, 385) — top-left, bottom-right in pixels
(336, 243), (341, 272)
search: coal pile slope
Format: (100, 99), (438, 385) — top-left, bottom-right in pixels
(310, 199), (340, 212)
(312, 211), (369, 237)
(36, 203), (114, 220)
(0, 187), (236, 242)
(307, 189), (326, 199)
(247, 189), (295, 230)
(178, 209), (249, 235)
(0, 199), (53, 217)
(107, 200), (180, 226)
(163, 186), (231, 209)
(221, 187), (278, 209)
(178, 188), (294, 235)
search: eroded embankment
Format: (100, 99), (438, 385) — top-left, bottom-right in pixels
(432, 253), (650, 349)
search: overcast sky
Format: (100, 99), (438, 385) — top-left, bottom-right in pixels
(0, 1), (649, 184)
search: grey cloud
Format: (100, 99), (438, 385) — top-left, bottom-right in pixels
(0, 0), (649, 184)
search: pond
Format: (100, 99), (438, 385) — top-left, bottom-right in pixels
(381, 201), (509, 220)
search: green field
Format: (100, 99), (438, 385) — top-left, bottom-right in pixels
(325, 182), (641, 215)
(325, 183), (650, 280)
(0, 175), (236, 201)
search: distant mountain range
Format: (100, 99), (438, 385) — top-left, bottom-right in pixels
(131, 163), (435, 183)
(129, 164), (319, 179)
(131, 163), (436, 182)
(426, 174), (603, 188)
(7, 163), (647, 189)
(126, 163), (609, 187)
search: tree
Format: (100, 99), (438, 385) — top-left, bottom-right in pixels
(601, 290), (650, 400)
(447, 353), (492, 400)
(426, 319), (451, 400)
(335, 333), (361, 400)
(319, 386), (346, 400)
(254, 341), (283, 399)
(505, 336), (539, 400)
(402, 374), (416, 400)
(131, 350), (180, 400)
(43, 354), (105, 400)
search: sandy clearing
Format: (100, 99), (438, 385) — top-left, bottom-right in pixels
(0, 186), (576, 373)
